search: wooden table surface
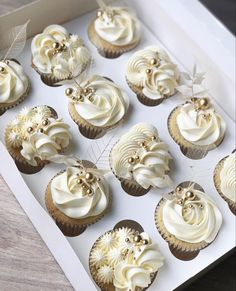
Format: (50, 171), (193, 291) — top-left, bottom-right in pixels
(0, 1), (235, 290)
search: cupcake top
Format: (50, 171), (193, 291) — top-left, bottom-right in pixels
(219, 152), (236, 202)
(90, 227), (164, 290)
(66, 75), (129, 127)
(50, 166), (109, 219)
(110, 123), (172, 189)
(176, 98), (226, 146)
(31, 24), (91, 80)
(0, 60), (29, 104)
(5, 106), (72, 166)
(126, 46), (180, 100)
(161, 184), (222, 244)
(94, 6), (141, 47)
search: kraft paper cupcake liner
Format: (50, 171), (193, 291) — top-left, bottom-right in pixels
(126, 78), (165, 107)
(0, 80), (30, 116)
(155, 199), (209, 260)
(88, 20), (140, 59)
(168, 106), (225, 160)
(68, 102), (124, 140)
(89, 221), (157, 291)
(5, 106), (58, 174)
(213, 155), (236, 215)
(45, 169), (112, 237)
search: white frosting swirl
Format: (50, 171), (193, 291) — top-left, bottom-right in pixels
(110, 123), (173, 189)
(162, 186), (222, 244)
(94, 7), (141, 46)
(31, 24), (91, 80)
(220, 152), (236, 202)
(126, 46), (179, 100)
(72, 75), (129, 127)
(0, 60), (28, 104)
(51, 167), (109, 219)
(176, 102), (226, 146)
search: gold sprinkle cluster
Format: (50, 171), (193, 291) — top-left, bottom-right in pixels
(65, 86), (94, 103)
(145, 57), (161, 76)
(175, 186), (204, 210)
(122, 233), (149, 259)
(73, 171), (101, 197)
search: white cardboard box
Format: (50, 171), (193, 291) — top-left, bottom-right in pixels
(0, 1), (235, 290)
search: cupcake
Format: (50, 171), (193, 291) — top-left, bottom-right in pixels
(45, 165), (110, 236)
(126, 46), (180, 106)
(168, 97), (226, 159)
(0, 59), (30, 116)
(89, 226), (164, 290)
(31, 24), (91, 86)
(88, 5), (141, 58)
(5, 106), (72, 174)
(155, 182), (222, 260)
(110, 123), (173, 196)
(214, 151), (236, 215)
(66, 75), (129, 139)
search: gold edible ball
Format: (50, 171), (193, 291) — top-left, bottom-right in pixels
(199, 98), (209, 109)
(77, 178), (83, 185)
(199, 204), (204, 209)
(0, 66), (6, 73)
(189, 204), (193, 209)
(83, 88), (89, 94)
(65, 88), (74, 96)
(151, 136), (157, 141)
(177, 199), (183, 205)
(150, 58), (158, 65)
(128, 157), (135, 164)
(134, 235), (142, 243)
(139, 142), (146, 148)
(85, 172), (95, 183)
(78, 95), (84, 102)
(146, 68), (152, 75)
(52, 42), (60, 49)
(96, 177), (101, 182)
(142, 239), (149, 245)
(27, 127), (34, 133)
(38, 128), (44, 133)
(125, 238), (130, 243)
(186, 191), (194, 199)
(176, 186), (182, 193)
(86, 188), (93, 196)
(42, 119), (49, 126)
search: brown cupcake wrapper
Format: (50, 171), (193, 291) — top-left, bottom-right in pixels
(68, 102), (123, 139)
(89, 225), (157, 291)
(0, 80), (30, 116)
(88, 20), (140, 59)
(213, 154), (236, 215)
(168, 106), (225, 159)
(45, 169), (112, 237)
(155, 199), (209, 256)
(126, 78), (166, 107)
(4, 106), (60, 174)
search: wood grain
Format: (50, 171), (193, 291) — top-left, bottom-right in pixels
(0, 175), (73, 291)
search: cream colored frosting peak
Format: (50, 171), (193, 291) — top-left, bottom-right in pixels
(31, 24), (91, 81)
(94, 6), (141, 46)
(68, 75), (129, 128)
(220, 152), (236, 202)
(0, 60), (29, 104)
(126, 46), (180, 100)
(51, 167), (109, 219)
(162, 185), (222, 244)
(110, 123), (173, 189)
(176, 101), (226, 146)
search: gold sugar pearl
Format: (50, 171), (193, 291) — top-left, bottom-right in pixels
(189, 204), (193, 209)
(199, 98), (209, 109)
(125, 238), (130, 243)
(52, 42), (60, 49)
(177, 199), (183, 205)
(191, 97), (198, 103)
(151, 136), (157, 141)
(146, 68), (152, 75)
(97, 10), (103, 17)
(86, 188), (93, 196)
(128, 157), (135, 165)
(27, 127), (34, 133)
(0, 66), (6, 73)
(199, 204), (204, 209)
(85, 172), (95, 183)
(142, 239), (149, 245)
(65, 88), (74, 96)
(176, 186), (182, 193)
(83, 88), (90, 95)
(185, 191), (195, 199)
(42, 119), (49, 126)
(78, 95), (84, 102)
(134, 235), (142, 243)
(38, 128), (44, 133)
(96, 177), (101, 182)
(150, 58), (158, 65)
(77, 178), (83, 185)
